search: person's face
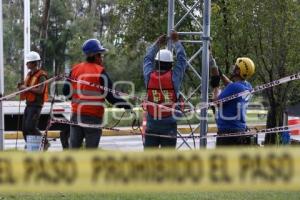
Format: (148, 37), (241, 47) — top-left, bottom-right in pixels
(230, 64), (241, 78)
(96, 53), (104, 65)
(26, 61), (38, 70)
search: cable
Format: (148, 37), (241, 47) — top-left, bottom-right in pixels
(40, 72), (57, 151)
(15, 98), (22, 149)
(183, 111), (196, 148)
(157, 38), (166, 101)
(0, 76), (60, 101)
(157, 8), (166, 102)
(131, 111), (142, 133)
(50, 117), (300, 140)
(106, 110), (143, 142)
(106, 111), (126, 129)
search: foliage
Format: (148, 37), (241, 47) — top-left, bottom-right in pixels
(211, 0), (300, 144)
(2, 0), (300, 142)
(3, 0), (24, 91)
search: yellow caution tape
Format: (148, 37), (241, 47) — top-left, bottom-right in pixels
(0, 147), (300, 192)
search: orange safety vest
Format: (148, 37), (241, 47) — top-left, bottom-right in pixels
(20, 69), (48, 104)
(146, 70), (177, 119)
(71, 62), (105, 118)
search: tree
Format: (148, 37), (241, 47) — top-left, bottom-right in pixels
(39, 0), (50, 67)
(2, 0), (299, 123)
(249, 0), (300, 144)
(212, 0), (300, 144)
(3, 0), (24, 95)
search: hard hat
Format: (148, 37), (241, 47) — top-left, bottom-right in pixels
(235, 57), (255, 79)
(25, 51), (41, 63)
(82, 39), (107, 56)
(155, 49), (173, 62)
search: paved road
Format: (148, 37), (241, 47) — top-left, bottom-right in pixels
(6, 133), (298, 151)
(4, 135), (210, 151)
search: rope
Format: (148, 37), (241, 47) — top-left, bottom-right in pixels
(0, 75), (61, 101)
(66, 76), (184, 115)
(39, 73), (59, 151)
(185, 71), (300, 114)
(2, 71), (299, 149)
(2, 72), (299, 113)
(106, 111), (127, 129)
(50, 117), (300, 140)
(131, 111), (142, 132)
(39, 120), (53, 151)
(66, 72), (300, 115)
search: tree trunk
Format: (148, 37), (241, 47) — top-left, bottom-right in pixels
(264, 89), (286, 145)
(88, 0), (92, 13)
(39, 0), (50, 67)
(99, 5), (104, 38)
(220, 0), (231, 73)
(264, 104), (281, 144)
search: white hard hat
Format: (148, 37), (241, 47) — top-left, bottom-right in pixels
(25, 51), (41, 63)
(155, 49), (173, 62)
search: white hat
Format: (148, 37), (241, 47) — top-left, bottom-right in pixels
(155, 49), (173, 62)
(25, 51), (41, 63)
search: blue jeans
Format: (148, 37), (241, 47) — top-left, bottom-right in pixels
(144, 127), (177, 148)
(70, 114), (102, 149)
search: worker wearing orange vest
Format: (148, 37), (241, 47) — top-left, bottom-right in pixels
(143, 31), (187, 148)
(18, 51), (48, 143)
(63, 39), (132, 149)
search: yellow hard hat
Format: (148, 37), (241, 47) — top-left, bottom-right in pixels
(235, 57), (255, 79)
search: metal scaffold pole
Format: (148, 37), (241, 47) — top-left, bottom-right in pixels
(167, 0), (211, 149)
(24, 0), (30, 79)
(0, 0), (5, 150)
(199, 0), (211, 148)
(167, 0), (175, 50)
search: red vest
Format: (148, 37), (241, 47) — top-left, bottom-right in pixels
(20, 69), (48, 104)
(147, 70), (177, 119)
(71, 62), (105, 118)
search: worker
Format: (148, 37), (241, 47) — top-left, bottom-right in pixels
(63, 38), (132, 149)
(18, 51), (48, 147)
(211, 56), (255, 146)
(143, 31), (187, 148)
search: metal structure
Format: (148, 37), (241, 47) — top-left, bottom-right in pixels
(167, 0), (211, 148)
(0, 1), (31, 150)
(24, 0), (30, 79)
(0, 0), (4, 150)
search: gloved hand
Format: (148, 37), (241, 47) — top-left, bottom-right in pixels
(170, 30), (179, 42)
(156, 34), (167, 46)
(210, 75), (221, 88)
(210, 68), (224, 88)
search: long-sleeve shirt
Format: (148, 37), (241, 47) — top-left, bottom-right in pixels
(63, 70), (131, 110)
(143, 41), (187, 132)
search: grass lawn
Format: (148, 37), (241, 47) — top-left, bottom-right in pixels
(1, 192), (300, 200)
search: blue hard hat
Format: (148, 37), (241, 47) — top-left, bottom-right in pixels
(82, 39), (107, 55)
